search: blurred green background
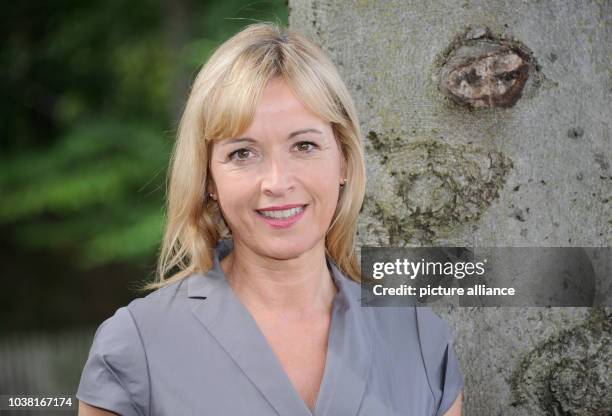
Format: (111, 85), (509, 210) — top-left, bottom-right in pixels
(0, 0), (287, 402)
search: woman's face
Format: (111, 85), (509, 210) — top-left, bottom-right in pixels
(208, 77), (346, 259)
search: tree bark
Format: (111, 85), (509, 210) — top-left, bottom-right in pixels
(289, 1), (611, 414)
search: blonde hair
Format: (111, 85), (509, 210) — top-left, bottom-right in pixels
(140, 22), (366, 292)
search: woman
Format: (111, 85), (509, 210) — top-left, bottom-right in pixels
(77, 22), (464, 416)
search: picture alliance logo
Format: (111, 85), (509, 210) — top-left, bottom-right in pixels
(371, 283), (516, 297)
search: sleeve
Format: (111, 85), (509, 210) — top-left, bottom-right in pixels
(76, 306), (150, 416)
(415, 307), (465, 416)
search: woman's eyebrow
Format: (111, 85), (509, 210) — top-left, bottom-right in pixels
(221, 128), (323, 146)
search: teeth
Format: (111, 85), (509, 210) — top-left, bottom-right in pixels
(259, 206), (304, 219)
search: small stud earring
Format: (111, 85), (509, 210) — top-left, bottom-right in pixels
(209, 192), (216, 200)
(340, 178), (348, 187)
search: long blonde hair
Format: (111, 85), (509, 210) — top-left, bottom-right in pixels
(140, 22), (366, 292)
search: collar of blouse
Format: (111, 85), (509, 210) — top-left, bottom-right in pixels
(186, 238), (372, 416)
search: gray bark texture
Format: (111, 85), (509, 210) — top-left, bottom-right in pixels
(289, 1), (611, 415)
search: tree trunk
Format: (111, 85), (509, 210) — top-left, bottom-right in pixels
(289, 1), (611, 414)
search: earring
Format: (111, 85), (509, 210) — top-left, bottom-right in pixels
(340, 178), (348, 187)
(209, 192), (216, 200)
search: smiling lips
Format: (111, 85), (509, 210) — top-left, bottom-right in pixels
(255, 204), (308, 228)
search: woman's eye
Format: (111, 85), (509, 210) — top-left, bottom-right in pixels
(228, 148), (253, 162)
(295, 141), (318, 152)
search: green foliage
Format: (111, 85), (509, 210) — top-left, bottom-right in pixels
(0, 119), (169, 267)
(0, 0), (288, 273)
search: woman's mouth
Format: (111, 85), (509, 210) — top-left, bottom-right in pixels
(255, 205), (307, 229)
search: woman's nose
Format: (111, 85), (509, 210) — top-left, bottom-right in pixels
(261, 156), (295, 195)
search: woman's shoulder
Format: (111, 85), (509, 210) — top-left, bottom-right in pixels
(412, 307), (458, 371)
(413, 307), (464, 416)
(77, 273), (208, 412)
(414, 306), (456, 342)
(345, 281), (463, 414)
(370, 303), (456, 349)
(362, 301), (453, 339)
(81, 273), (195, 361)
(77, 304), (151, 415)
(369, 304), (463, 416)
(125, 272), (209, 319)
(87, 272), (210, 348)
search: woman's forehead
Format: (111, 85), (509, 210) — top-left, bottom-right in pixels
(217, 108), (331, 143)
(253, 81), (326, 122)
(245, 113), (329, 137)
(255, 78), (303, 110)
(208, 78), (332, 144)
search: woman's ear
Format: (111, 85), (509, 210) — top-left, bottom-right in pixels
(206, 178), (217, 200)
(340, 153), (348, 185)
(333, 127), (348, 185)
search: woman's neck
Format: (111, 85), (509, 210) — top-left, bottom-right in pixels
(220, 240), (338, 321)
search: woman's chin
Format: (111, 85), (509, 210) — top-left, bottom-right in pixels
(255, 238), (317, 260)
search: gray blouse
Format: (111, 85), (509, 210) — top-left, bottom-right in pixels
(76, 239), (464, 416)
